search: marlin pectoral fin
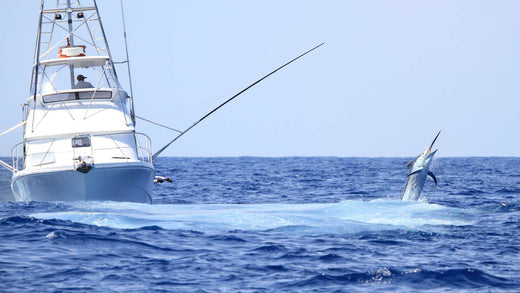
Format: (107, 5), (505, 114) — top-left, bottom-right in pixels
(407, 169), (422, 177)
(428, 171), (438, 185)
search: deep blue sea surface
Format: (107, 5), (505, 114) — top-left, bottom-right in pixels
(1, 157), (520, 292)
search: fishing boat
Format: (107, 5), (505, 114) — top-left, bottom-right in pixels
(1, 0), (155, 203)
(0, 1), (322, 203)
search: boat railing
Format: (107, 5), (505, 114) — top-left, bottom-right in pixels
(133, 132), (153, 163)
(11, 132), (152, 174)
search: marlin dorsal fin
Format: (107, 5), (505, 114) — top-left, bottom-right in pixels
(406, 158), (416, 168)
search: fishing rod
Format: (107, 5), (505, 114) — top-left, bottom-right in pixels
(152, 42), (324, 160)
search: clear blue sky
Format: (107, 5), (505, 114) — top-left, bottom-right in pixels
(1, 1), (519, 157)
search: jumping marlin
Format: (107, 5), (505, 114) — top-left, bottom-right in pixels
(401, 131), (440, 201)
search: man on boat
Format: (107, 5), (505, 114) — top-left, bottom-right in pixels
(75, 74), (94, 89)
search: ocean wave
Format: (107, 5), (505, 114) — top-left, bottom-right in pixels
(282, 267), (517, 290)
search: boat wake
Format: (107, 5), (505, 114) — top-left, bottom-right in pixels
(30, 199), (476, 234)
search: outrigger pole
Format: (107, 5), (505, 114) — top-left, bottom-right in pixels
(31, 1), (45, 133)
(152, 42), (324, 160)
(0, 121), (28, 172)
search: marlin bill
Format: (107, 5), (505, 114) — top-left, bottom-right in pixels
(401, 131), (440, 201)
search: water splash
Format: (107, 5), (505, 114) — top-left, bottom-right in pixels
(30, 199), (476, 234)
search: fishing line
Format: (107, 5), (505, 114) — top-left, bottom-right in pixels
(152, 42), (325, 159)
(136, 115), (183, 134)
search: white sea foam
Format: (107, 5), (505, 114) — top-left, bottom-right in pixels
(31, 199), (476, 234)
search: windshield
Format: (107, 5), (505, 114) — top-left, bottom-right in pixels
(42, 90), (112, 103)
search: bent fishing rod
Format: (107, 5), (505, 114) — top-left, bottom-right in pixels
(152, 42), (325, 160)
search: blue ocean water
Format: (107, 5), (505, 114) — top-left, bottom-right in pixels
(1, 157), (519, 292)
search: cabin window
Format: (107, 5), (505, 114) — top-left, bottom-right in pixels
(43, 90), (112, 103)
(72, 136), (91, 148)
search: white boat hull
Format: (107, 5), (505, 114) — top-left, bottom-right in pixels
(11, 163), (155, 203)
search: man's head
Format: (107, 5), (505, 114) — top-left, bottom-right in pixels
(77, 74), (86, 81)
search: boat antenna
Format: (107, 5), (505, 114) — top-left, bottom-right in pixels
(152, 42), (325, 160)
(120, 0), (136, 123)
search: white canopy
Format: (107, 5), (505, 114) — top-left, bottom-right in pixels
(38, 56), (110, 68)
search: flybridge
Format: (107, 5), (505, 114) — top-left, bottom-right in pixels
(26, 1), (133, 134)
